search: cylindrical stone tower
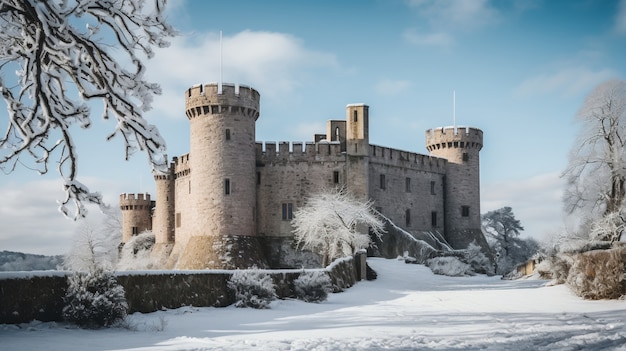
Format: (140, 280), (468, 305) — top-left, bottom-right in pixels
(425, 126), (487, 250)
(151, 159), (175, 258)
(119, 193), (152, 243)
(177, 83), (266, 269)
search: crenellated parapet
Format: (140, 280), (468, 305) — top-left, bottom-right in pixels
(172, 153), (191, 179)
(369, 144), (447, 173)
(425, 126), (483, 152)
(255, 141), (345, 163)
(185, 83), (260, 121)
(120, 193), (152, 210)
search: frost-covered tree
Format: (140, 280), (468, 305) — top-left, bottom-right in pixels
(116, 231), (161, 270)
(482, 206), (536, 274)
(292, 188), (384, 267)
(563, 79), (626, 241)
(0, 0), (176, 219)
(64, 205), (122, 271)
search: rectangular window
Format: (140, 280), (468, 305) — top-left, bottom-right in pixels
(462, 206), (470, 217)
(132, 226), (138, 235)
(225, 179), (231, 195)
(405, 177), (411, 192)
(380, 174), (386, 190)
(431, 211), (437, 227)
(333, 171), (340, 184)
(257, 172), (261, 185)
(405, 209), (411, 227)
(430, 181), (436, 195)
(225, 128), (231, 141)
(462, 153), (469, 162)
(176, 213), (181, 228)
(282, 203), (294, 221)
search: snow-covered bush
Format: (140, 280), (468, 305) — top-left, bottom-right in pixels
(566, 249), (625, 300)
(535, 254), (572, 284)
(63, 267), (128, 328)
(228, 269), (277, 309)
(427, 256), (473, 277)
(294, 271), (332, 303)
(117, 231), (162, 270)
(464, 242), (493, 275)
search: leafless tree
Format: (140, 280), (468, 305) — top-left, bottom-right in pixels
(563, 79), (626, 241)
(292, 187), (384, 267)
(0, 0), (176, 219)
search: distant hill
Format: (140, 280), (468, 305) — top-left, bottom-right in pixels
(0, 250), (64, 271)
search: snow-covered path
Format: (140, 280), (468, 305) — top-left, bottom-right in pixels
(2, 258), (626, 350)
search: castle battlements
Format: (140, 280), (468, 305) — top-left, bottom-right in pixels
(119, 193), (152, 211)
(425, 126), (483, 152)
(185, 83), (260, 121)
(255, 141), (345, 163)
(369, 144), (447, 172)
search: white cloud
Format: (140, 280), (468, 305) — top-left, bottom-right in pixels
(145, 30), (338, 120)
(616, 0), (626, 35)
(514, 67), (618, 98)
(482, 172), (565, 240)
(403, 28), (454, 48)
(375, 79), (413, 95)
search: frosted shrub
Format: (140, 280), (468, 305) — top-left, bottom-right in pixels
(63, 267), (128, 328)
(427, 256), (473, 277)
(294, 271), (332, 303)
(228, 269), (276, 309)
(566, 249), (625, 300)
(464, 242), (494, 275)
(536, 254), (572, 284)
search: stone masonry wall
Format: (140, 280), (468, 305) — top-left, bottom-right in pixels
(0, 256), (362, 324)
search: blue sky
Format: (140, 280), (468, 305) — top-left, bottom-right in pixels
(1, 0), (625, 255)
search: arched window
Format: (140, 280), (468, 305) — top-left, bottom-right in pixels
(335, 127), (340, 141)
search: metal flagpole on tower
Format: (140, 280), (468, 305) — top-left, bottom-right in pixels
(219, 30), (223, 94)
(453, 90), (456, 130)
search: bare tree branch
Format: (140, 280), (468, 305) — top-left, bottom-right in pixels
(0, 0), (176, 219)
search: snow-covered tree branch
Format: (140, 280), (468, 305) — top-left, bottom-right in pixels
(562, 79), (626, 241)
(0, 0), (176, 219)
(291, 187), (384, 267)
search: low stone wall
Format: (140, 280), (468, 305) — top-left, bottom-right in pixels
(0, 254), (364, 324)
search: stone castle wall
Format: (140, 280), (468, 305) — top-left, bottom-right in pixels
(367, 145), (447, 235)
(120, 193), (152, 243)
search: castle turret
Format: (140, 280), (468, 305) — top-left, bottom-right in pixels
(176, 83), (266, 269)
(425, 126), (488, 250)
(345, 104), (370, 200)
(120, 193), (153, 243)
(151, 158), (175, 258)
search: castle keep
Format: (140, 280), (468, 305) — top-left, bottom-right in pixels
(120, 82), (489, 269)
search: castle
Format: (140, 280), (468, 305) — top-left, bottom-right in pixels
(120, 82), (489, 269)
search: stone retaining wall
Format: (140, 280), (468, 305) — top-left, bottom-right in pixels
(0, 254), (364, 324)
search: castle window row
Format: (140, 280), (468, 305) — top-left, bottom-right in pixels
(427, 141), (481, 152)
(379, 174), (438, 195)
(121, 205), (147, 211)
(185, 105), (258, 119)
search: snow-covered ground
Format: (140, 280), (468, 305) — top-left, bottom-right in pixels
(2, 258), (626, 350)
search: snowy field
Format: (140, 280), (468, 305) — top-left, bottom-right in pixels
(2, 258), (626, 351)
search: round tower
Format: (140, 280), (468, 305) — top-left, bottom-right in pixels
(425, 126), (486, 250)
(177, 83), (264, 269)
(119, 193), (153, 243)
(151, 158), (175, 258)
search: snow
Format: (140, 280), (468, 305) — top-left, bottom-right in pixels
(2, 258), (626, 350)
